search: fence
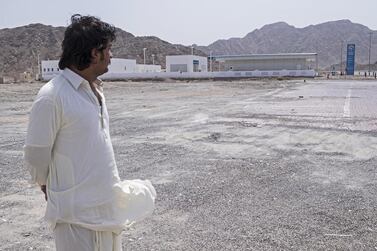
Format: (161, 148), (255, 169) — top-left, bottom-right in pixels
(42, 70), (316, 81)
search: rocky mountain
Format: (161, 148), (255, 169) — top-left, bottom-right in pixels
(0, 24), (65, 79)
(0, 24), (204, 79)
(198, 20), (377, 69)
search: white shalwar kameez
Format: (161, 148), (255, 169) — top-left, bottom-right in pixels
(24, 69), (156, 251)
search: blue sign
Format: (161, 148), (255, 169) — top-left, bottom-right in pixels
(346, 44), (355, 75)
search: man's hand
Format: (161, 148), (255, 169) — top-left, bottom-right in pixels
(40, 185), (47, 201)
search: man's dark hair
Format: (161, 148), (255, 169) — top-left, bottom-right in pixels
(58, 14), (116, 70)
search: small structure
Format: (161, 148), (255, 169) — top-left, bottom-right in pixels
(166, 55), (208, 73)
(41, 60), (60, 80)
(19, 71), (34, 82)
(214, 53), (317, 71)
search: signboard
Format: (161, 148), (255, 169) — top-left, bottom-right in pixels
(346, 44), (355, 75)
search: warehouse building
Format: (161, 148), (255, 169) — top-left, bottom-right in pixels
(214, 53), (317, 72)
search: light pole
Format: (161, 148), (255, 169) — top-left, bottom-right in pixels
(152, 54), (155, 65)
(143, 48), (147, 65)
(340, 40), (343, 75)
(368, 32), (372, 76)
(37, 53), (41, 75)
(315, 53), (318, 74)
(209, 51), (213, 72)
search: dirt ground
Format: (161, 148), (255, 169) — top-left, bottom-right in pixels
(1, 79), (377, 250)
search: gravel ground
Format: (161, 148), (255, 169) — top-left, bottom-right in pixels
(0, 79), (377, 250)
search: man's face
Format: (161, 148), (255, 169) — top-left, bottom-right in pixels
(97, 42), (113, 75)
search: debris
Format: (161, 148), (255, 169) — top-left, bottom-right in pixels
(239, 121), (258, 127)
(209, 132), (221, 141)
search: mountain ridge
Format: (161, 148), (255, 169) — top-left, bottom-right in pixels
(198, 19), (377, 69)
(1, 19), (376, 79)
(0, 23), (204, 79)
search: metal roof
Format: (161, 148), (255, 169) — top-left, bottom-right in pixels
(212, 53), (317, 61)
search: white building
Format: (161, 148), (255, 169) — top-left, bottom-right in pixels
(166, 55), (208, 73)
(214, 53), (317, 71)
(41, 58), (161, 80)
(41, 60), (60, 80)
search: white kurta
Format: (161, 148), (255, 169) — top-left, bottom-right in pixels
(24, 68), (156, 235)
(54, 223), (122, 251)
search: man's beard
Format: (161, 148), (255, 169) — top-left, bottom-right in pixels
(99, 53), (110, 74)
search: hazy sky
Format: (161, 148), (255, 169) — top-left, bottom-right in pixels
(1, 0), (376, 46)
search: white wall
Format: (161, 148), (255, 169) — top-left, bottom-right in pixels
(107, 58), (136, 73)
(101, 58), (137, 78)
(100, 70), (316, 80)
(135, 64), (162, 73)
(41, 58), (149, 80)
(41, 59), (316, 81)
(197, 56), (208, 72)
(166, 55), (208, 73)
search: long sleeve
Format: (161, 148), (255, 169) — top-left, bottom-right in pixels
(24, 96), (61, 185)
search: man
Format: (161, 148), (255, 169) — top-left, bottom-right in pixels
(24, 15), (156, 251)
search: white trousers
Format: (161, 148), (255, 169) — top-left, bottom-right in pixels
(54, 223), (122, 251)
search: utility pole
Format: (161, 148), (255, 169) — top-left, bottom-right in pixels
(37, 53), (41, 75)
(315, 53), (318, 74)
(315, 44), (319, 74)
(152, 54), (155, 65)
(368, 32), (372, 76)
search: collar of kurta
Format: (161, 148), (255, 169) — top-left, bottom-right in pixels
(62, 68), (103, 91)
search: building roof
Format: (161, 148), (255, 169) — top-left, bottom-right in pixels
(213, 53), (317, 61)
(166, 55), (207, 59)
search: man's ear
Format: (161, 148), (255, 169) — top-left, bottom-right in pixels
(91, 48), (99, 64)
